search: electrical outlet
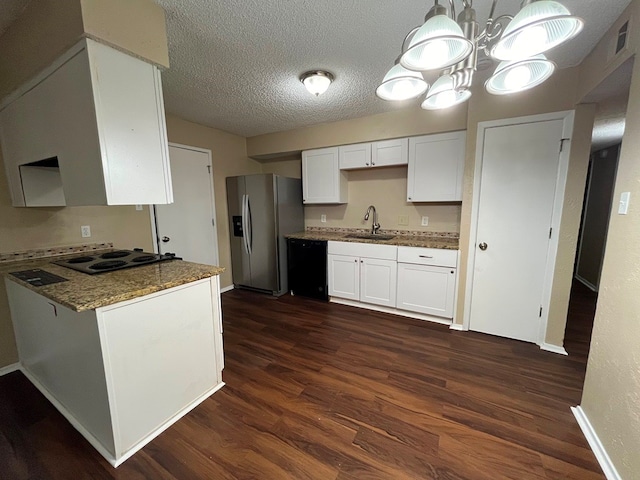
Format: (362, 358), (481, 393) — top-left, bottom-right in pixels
(135, 204), (143, 211)
(398, 215), (409, 226)
(321, 214), (327, 223)
(421, 216), (429, 226)
(81, 225), (91, 238)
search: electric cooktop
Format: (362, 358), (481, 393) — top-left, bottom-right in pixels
(53, 249), (179, 274)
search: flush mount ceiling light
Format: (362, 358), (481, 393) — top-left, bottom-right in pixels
(377, 0), (583, 110)
(300, 70), (334, 96)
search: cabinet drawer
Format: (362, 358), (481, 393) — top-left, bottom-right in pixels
(328, 241), (397, 260)
(397, 246), (457, 267)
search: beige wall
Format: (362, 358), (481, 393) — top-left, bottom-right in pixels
(577, 1), (640, 477)
(164, 114), (262, 289)
(0, 0), (168, 103)
(0, 149), (154, 368)
(247, 103), (467, 158)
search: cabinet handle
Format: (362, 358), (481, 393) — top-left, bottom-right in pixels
(408, 197), (412, 200)
(371, 161), (375, 166)
(48, 302), (57, 317)
(365, 163), (370, 166)
(419, 255), (434, 259)
(354, 259), (357, 262)
(360, 260), (363, 263)
(451, 271), (454, 274)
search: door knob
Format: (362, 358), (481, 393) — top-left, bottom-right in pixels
(162, 236), (170, 243)
(478, 242), (488, 251)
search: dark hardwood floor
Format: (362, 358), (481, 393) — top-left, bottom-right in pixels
(0, 284), (603, 479)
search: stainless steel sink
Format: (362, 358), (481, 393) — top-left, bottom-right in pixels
(345, 233), (396, 241)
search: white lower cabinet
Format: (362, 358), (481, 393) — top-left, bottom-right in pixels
(397, 246), (458, 318)
(328, 241), (397, 308)
(328, 241), (459, 321)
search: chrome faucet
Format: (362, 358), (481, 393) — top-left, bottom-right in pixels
(364, 205), (381, 235)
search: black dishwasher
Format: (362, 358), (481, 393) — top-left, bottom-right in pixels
(287, 238), (328, 300)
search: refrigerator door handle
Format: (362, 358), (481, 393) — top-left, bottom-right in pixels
(246, 195), (253, 255)
(242, 194), (250, 255)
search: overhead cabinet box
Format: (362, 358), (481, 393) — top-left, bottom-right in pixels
(338, 138), (408, 170)
(0, 38), (173, 207)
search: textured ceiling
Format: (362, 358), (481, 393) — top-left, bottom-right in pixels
(154, 0), (633, 137)
(0, 0), (29, 37)
(0, 1), (632, 137)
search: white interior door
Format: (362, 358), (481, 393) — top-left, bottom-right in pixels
(154, 145), (219, 265)
(469, 119), (564, 343)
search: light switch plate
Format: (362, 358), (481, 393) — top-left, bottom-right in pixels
(421, 216), (429, 226)
(618, 192), (630, 215)
(398, 215), (409, 226)
(321, 214), (327, 223)
(81, 225), (91, 238)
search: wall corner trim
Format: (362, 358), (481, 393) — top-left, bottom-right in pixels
(0, 362), (21, 377)
(449, 323), (465, 331)
(571, 406), (622, 480)
(540, 343), (568, 355)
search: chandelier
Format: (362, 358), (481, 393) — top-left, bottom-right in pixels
(376, 0), (583, 110)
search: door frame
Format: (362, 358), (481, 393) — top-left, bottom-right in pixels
(150, 142), (220, 266)
(462, 110), (575, 348)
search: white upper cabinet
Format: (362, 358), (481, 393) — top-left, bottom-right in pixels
(302, 147), (347, 204)
(339, 143), (371, 169)
(372, 138), (408, 167)
(0, 39), (173, 207)
(407, 131), (466, 202)
(339, 138), (408, 170)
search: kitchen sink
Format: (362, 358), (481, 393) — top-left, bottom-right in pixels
(345, 233), (396, 241)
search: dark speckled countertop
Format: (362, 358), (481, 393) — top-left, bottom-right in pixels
(1, 251), (224, 312)
(286, 230), (459, 250)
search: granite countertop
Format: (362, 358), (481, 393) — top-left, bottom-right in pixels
(1, 252), (224, 312)
(286, 230), (459, 250)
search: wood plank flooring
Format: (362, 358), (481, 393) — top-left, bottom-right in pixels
(0, 283), (604, 479)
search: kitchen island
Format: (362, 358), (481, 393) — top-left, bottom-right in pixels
(2, 254), (225, 467)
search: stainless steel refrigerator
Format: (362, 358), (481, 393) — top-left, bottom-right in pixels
(226, 174), (304, 296)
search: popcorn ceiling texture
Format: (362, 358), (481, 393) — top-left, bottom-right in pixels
(152, 0), (631, 137)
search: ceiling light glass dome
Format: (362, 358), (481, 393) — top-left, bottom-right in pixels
(486, 54), (556, 95)
(491, 1), (584, 61)
(401, 13), (473, 71)
(421, 74), (472, 110)
(376, 64), (429, 101)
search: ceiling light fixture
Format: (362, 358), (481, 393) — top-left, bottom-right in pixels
(377, 0), (583, 110)
(300, 70), (334, 96)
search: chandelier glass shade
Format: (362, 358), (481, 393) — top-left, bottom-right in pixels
(400, 12), (473, 71)
(376, 64), (429, 101)
(377, 0), (583, 110)
(485, 54), (556, 95)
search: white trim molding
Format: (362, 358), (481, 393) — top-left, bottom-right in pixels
(220, 284), (235, 294)
(572, 406), (622, 480)
(330, 297), (453, 326)
(0, 362), (20, 377)
(449, 323), (466, 331)
(540, 343), (568, 355)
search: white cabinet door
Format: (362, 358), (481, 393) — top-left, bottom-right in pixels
(339, 143), (372, 169)
(328, 254), (359, 300)
(302, 147), (347, 204)
(372, 138), (408, 167)
(360, 257), (397, 308)
(407, 131), (466, 202)
(397, 263), (456, 318)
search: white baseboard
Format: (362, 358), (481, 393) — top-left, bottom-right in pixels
(22, 365), (225, 468)
(540, 342), (568, 355)
(220, 284), (234, 294)
(449, 323), (465, 331)
(329, 297), (452, 326)
(113, 381), (225, 467)
(0, 362), (20, 377)
(572, 406), (622, 480)
(21, 366), (118, 465)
